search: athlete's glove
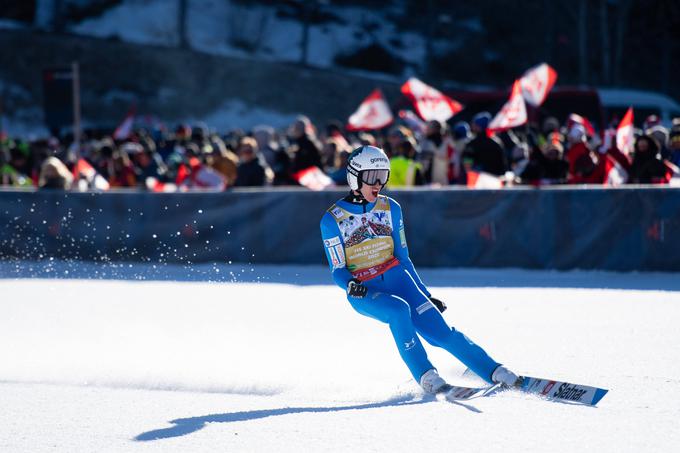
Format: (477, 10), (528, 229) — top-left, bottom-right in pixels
(347, 279), (368, 298)
(430, 296), (447, 313)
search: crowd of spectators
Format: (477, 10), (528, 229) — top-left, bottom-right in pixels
(1, 111), (680, 191)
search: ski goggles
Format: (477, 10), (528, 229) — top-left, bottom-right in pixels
(360, 169), (390, 186)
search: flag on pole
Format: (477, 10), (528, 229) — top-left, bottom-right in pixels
(400, 78), (463, 122)
(489, 80), (527, 132)
(113, 109), (135, 140)
(520, 63), (558, 107)
(616, 107), (634, 156)
(346, 89), (393, 131)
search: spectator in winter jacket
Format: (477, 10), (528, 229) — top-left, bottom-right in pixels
(38, 156), (73, 190)
(451, 122), (471, 184)
(566, 124), (605, 184)
(520, 140), (569, 185)
(629, 135), (669, 184)
(287, 115), (323, 175)
(668, 127), (680, 167)
(463, 112), (508, 176)
(125, 142), (168, 187)
(252, 125), (293, 185)
(420, 120), (455, 185)
(234, 137), (272, 187)
(327, 149), (350, 186)
(389, 137), (425, 187)
(108, 148), (138, 188)
(205, 136), (239, 187)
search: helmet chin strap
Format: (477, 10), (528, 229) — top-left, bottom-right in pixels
(346, 190), (368, 204)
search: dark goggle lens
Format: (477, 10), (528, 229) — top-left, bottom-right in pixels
(361, 169), (389, 185)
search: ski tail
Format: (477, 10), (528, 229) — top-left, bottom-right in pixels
(439, 383), (500, 402)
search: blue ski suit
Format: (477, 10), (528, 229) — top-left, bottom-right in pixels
(320, 194), (500, 384)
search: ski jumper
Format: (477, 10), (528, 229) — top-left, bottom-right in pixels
(320, 194), (500, 383)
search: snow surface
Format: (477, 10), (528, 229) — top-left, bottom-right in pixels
(2, 264), (679, 452)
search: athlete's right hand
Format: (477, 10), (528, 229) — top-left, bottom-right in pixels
(347, 279), (367, 298)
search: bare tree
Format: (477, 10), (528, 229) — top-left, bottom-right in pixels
(577, 0), (588, 85)
(612, 0), (633, 86)
(178, 0), (188, 49)
(599, 0), (611, 85)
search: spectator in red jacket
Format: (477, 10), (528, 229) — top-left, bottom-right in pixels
(566, 124), (605, 184)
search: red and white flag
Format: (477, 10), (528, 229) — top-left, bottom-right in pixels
(400, 78), (463, 122)
(146, 177), (178, 192)
(603, 154), (629, 186)
(567, 113), (596, 137)
(113, 110), (135, 140)
(466, 170), (504, 189)
(489, 80), (527, 132)
(72, 158), (110, 190)
(616, 107), (634, 156)
(664, 161), (680, 187)
(520, 63), (558, 107)
(293, 166), (335, 191)
(346, 89), (393, 131)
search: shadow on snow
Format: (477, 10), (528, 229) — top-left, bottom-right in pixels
(134, 394), (439, 442)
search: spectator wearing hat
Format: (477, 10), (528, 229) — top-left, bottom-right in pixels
(629, 135), (669, 184)
(252, 125), (293, 185)
(566, 124), (605, 184)
(521, 138), (569, 185)
(463, 112), (508, 176)
(645, 125), (670, 159)
(124, 142), (168, 187)
(287, 115), (323, 177)
(389, 137), (424, 187)
(384, 125), (412, 158)
(234, 136), (272, 187)
(205, 136), (239, 187)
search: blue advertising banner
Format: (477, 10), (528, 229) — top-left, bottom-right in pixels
(1, 188), (678, 272)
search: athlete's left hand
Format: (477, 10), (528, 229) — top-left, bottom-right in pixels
(430, 297), (447, 313)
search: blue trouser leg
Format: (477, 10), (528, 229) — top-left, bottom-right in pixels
(389, 267), (501, 384)
(347, 291), (434, 382)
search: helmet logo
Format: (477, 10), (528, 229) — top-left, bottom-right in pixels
(370, 157), (389, 164)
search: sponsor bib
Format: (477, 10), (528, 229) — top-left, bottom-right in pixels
(328, 196), (398, 280)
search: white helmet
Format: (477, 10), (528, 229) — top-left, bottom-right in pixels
(346, 145), (390, 191)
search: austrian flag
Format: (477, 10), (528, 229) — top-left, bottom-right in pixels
(489, 79), (527, 131)
(400, 78), (463, 122)
(520, 63), (558, 107)
(616, 107), (635, 156)
(346, 89), (393, 131)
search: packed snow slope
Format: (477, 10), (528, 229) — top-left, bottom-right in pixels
(1, 265), (679, 452)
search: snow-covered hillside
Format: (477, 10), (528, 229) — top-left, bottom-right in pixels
(69, 0), (430, 74)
